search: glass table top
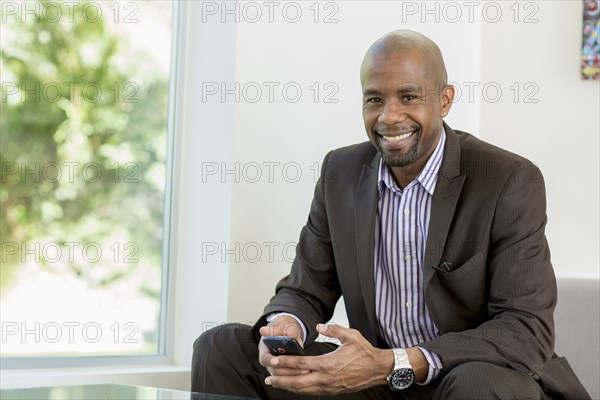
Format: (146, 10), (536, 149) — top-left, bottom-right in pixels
(0, 384), (257, 400)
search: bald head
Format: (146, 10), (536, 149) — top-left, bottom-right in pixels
(360, 30), (448, 86)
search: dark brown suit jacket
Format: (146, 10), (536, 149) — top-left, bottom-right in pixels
(256, 124), (589, 399)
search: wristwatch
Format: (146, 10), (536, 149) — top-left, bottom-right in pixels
(387, 348), (415, 391)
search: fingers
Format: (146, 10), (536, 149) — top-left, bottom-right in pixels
(268, 324), (363, 373)
(259, 325), (301, 341)
(263, 325), (383, 395)
(258, 326), (273, 338)
(259, 333), (310, 373)
(273, 369), (310, 376)
(259, 349), (310, 375)
(260, 315), (304, 344)
(258, 335), (309, 375)
(265, 372), (325, 394)
(258, 315), (305, 372)
(260, 319), (356, 384)
(316, 323), (355, 343)
(265, 363), (309, 377)
(258, 339), (275, 368)
(258, 322), (295, 368)
(269, 366), (310, 376)
(266, 353), (322, 374)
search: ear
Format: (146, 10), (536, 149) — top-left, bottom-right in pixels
(440, 84), (455, 117)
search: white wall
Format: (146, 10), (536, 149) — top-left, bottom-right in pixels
(226, 0), (483, 323)
(479, 2), (599, 279)
(223, 1), (599, 324)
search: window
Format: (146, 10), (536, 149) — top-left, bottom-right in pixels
(1, 0), (175, 359)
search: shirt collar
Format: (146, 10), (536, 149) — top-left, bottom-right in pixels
(377, 127), (447, 196)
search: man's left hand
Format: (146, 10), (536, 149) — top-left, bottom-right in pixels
(264, 323), (393, 395)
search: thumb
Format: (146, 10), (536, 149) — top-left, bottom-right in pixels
(259, 326), (270, 337)
(316, 323), (354, 343)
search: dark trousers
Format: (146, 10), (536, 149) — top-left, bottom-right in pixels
(191, 323), (548, 400)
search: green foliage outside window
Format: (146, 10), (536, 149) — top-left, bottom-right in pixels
(1, 0), (169, 350)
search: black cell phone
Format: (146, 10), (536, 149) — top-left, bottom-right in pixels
(262, 336), (306, 356)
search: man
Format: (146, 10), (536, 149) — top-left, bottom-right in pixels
(192, 30), (589, 399)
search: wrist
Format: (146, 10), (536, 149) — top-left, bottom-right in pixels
(376, 348), (396, 386)
(405, 347), (429, 383)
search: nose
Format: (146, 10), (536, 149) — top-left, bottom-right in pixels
(378, 99), (407, 126)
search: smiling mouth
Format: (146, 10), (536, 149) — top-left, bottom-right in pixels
(381, 130), (416, 142)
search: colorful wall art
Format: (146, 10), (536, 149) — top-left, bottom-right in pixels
(582, 0), (599, 79)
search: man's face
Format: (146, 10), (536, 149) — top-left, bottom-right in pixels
(361, 50), (453, 173)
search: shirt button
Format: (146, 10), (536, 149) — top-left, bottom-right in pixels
(404, 209), (410, 215)
(406, 302), (413, 308)
(404, 254), (411, 261)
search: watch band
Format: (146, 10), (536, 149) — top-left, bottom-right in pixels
(392, 348), (411, 370)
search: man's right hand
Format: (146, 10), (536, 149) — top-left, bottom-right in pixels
(258, 315), (309, 377)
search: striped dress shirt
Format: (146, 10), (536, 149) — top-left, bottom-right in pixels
(374, 129), (446, 384)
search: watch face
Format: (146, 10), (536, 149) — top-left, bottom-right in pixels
(389, 368), (415, 390)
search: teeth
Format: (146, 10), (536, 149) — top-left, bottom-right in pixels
(382, 131), (414, 142)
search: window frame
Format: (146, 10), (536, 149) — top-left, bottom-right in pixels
(1, 2), (237, 387)
(1, 0), (180, 371)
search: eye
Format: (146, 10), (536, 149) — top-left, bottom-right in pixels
(403, 95), (417, 102)
(364, 97), (382, 104)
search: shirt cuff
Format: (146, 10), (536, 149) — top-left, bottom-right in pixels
(266, 313), (308, 343)
(416, 346), (442, 385)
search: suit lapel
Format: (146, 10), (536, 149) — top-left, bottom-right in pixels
(423, 124), (466, 289)
(354, 153), (380, 345)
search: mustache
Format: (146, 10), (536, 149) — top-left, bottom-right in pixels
(374, 124), (420, 136)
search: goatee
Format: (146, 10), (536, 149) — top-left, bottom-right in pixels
(379, 132), (420, 168)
